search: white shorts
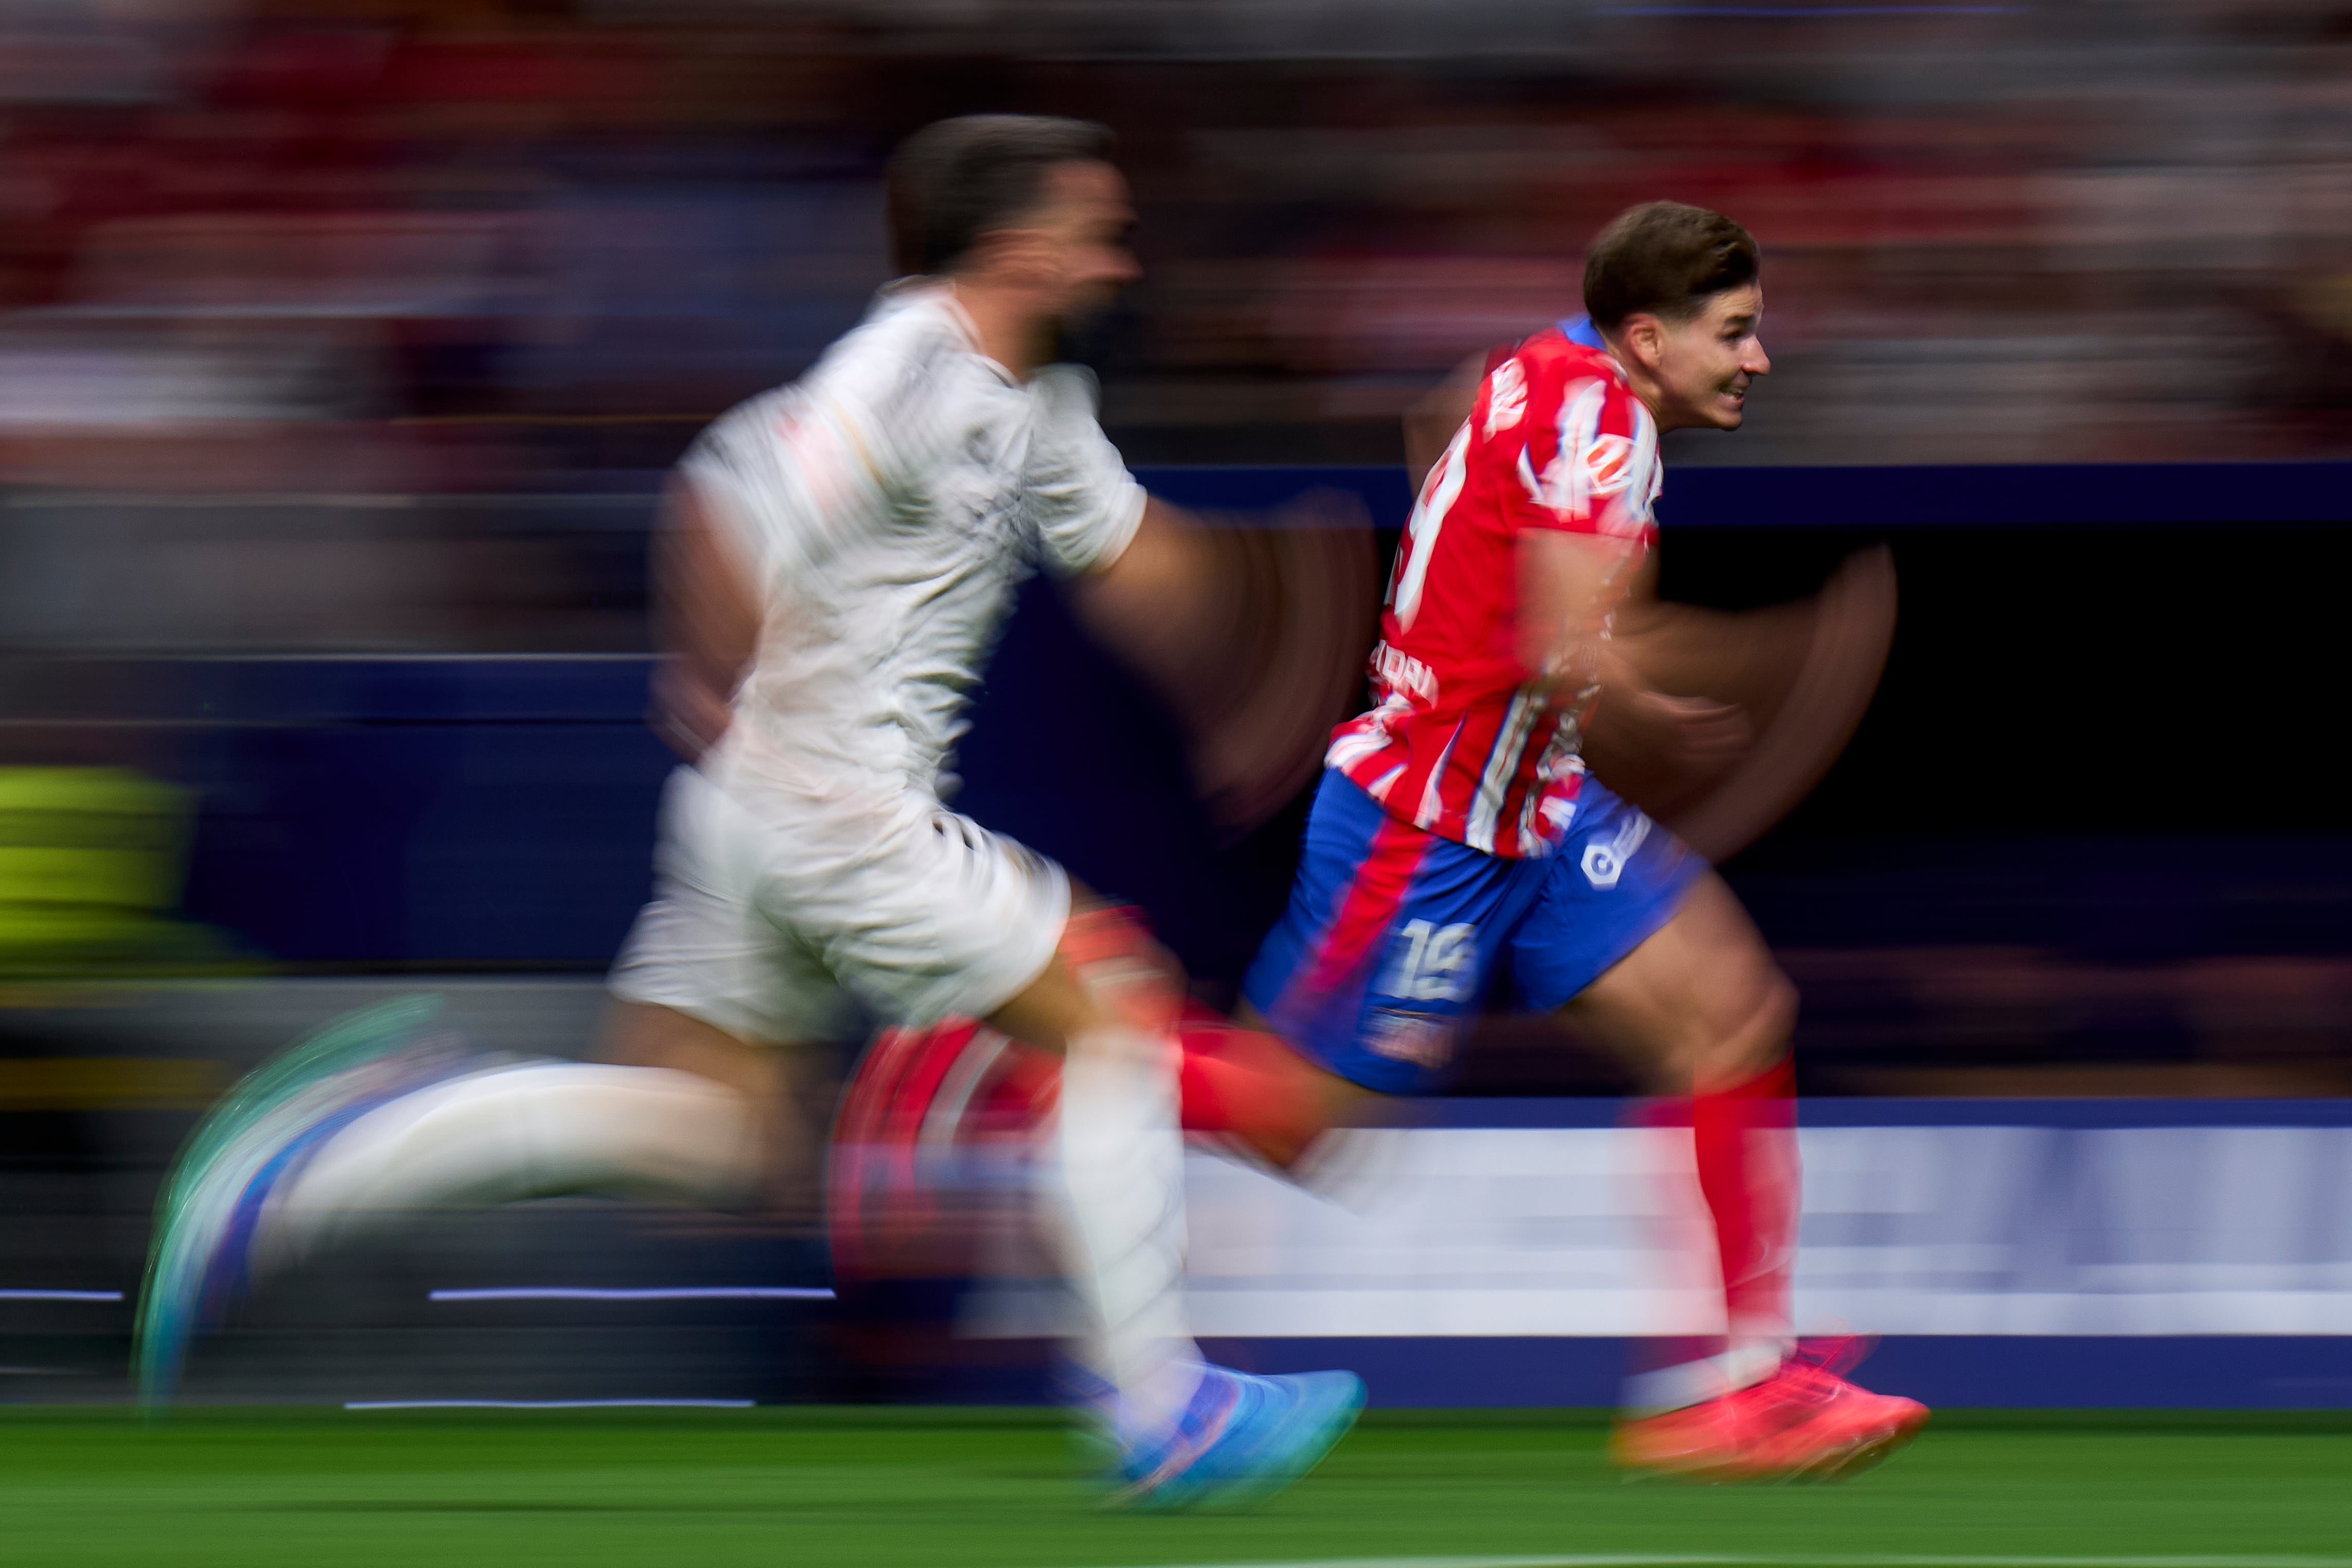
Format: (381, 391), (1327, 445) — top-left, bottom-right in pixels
(609, 765), (1069, 1044)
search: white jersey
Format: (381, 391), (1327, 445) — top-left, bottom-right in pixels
(681, 281), (1145, 806)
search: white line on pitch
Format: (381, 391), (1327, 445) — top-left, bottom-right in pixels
(344, 1399), (756, 1410)
(428, 1287), (834, 1302)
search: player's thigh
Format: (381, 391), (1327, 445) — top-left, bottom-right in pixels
(1510, 779), (1789, 1090)
(600, 996), (840, 1214)
(603, 997), (789, 1102)
(1559, 871), (1794, 1092)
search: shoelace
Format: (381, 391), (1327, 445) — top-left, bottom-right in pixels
(1789, 1334), (1873, 1378)
(1116, 1373), (1245, 1502)
(1738, 1335), (1877, 1426)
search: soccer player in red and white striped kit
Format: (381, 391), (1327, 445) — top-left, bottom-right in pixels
(1231, 200), (1927, 1479)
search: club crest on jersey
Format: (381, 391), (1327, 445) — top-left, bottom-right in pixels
(1484, 357), (1528, 436)
(1538, 378), (1658, 531)
(1583, 433), (1639, 497)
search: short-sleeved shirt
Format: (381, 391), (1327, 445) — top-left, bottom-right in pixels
(681, 282), (1144, 805)
(1326, 323), (1662, 859)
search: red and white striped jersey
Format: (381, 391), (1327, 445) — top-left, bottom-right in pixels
(1328, 326), (1662, 859)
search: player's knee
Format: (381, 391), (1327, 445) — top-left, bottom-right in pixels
(1746, 966), (1799, 1065)
(1694, 961), (1795, 1086)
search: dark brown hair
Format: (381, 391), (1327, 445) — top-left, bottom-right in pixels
(1582, 201), (1759, 330)
(885, 115), (1117, 277)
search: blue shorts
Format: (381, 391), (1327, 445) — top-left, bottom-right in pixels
(1242, 770), (1702, 1095)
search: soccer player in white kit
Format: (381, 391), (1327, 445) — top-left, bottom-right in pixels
(135, 116), (1364, 1509)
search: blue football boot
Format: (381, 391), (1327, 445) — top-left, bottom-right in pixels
(1109, 1363), (1366, 1511)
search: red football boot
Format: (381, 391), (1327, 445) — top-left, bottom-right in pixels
(1611, 1338), (1929, 1483)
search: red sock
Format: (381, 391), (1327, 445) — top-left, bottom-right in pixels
(1175, 1013), (1335, 1169)
(1689, 1057), (1799, 1361)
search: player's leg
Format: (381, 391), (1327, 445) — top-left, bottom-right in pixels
(852, 967), (1357, 1182)
(980, 912), (1363, 1508)
(263, 763), (845, 1251)
(252, 996), (830, 1275)
(836, 765), (1412, 1207)
(135, 1008), (776, 1404)
(990, 940), (1201, 1442)
(805, 802), (1359, 1509)
(1183, 1002), (1364, 1171)
(253, 1030), (761, 1268)
(603, 997), (833, 1221)
(1513, 782), (1925, 1479)
(1567, 877), (1925, 1479)
(135, 769), (818, 1402)
(828, 913), (1348, 1327)
(1557, 873), (1801, 1396)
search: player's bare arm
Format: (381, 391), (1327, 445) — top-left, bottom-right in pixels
(1514, 526), (1643, 699)
(1518, 529), (1749, 771)
(1404, 352), (1484, 493)
(1068, 496), (1216, 684)
(649, 475), (762, 763)
(1072, 492), (1376, 831)
(1516, 506), (1745, 764)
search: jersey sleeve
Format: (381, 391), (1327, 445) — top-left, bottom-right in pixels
(1022, 364), (1146, 578)
(1469, 352), (1660, 543)
(676, 312), (959, 576)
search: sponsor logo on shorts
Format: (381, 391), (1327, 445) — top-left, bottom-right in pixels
(1364, 1009), (1458, 1070)
(1580, 811), (1652, 891)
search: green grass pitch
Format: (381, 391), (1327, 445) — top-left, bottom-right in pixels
(4, 1407), (2349, 1567)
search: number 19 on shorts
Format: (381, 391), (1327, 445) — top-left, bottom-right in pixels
(1380, 920), (1479, 1003)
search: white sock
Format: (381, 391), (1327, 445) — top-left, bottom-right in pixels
(1622, 1337), (1789, 1416)
(1041, 1026), (1205, 1446)
(260, 1062), (759, 1268)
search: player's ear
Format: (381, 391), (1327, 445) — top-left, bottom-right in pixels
(963, 225), (1056, 289)
(1012, 226), (1070, 289)
(1617, 312), (1668, 372)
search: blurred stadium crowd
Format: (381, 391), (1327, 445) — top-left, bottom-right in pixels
(0, 0), (2343, 654)
(1, 0), (2348, 499)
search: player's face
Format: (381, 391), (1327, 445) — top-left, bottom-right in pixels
(1028, 160), (1141, 326)
(1653, 284), (1770, 431)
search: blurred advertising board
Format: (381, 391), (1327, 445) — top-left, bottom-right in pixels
(964, 1100), (2352, 1407)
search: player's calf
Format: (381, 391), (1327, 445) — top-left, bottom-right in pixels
(977, 901), (1362, 1504)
